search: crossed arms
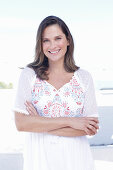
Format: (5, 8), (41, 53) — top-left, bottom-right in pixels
(15, 101), (99, 137)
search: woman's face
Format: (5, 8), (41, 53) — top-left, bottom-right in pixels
(42, 24), (69, 63)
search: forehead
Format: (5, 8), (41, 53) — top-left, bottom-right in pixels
(42, 24), (64, 38)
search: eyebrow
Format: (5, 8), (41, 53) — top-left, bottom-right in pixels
(42, 35), (63, 39)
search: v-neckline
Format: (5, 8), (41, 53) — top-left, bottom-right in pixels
(44, 71), (76, 91)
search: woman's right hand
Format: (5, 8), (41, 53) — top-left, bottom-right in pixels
(69, 117), (99, 135)
(25, 101), (39, 116)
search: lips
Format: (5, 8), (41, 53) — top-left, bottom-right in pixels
(48, 49), (60, 54)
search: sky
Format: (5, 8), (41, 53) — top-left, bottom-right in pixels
(0, 0), (113, 83)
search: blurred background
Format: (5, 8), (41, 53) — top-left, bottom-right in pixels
(0, 0), (113, 169)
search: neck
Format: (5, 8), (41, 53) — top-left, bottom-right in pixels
(48, 60), (66, 74)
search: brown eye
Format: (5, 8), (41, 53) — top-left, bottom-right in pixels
(56, 37), (61, 40)
(43, 39), (49, 43)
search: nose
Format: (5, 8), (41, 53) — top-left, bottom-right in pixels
(49, 40), (57, 49)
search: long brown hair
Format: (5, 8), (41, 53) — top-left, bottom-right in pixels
(27, 16), (79, 80)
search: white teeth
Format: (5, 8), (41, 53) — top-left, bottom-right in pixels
(49, 50), (60, 54)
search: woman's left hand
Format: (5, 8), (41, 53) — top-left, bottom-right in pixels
(25, 101), (39, 116)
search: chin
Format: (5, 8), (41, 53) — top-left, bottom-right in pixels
(50, 57), (64, 62)
(47, 55), (65, 62)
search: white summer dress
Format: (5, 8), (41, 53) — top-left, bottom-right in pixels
(14, 67), (98, 170)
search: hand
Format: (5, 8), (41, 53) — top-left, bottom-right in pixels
(69, 117), (99, 136)
(25, 101), (39, 116)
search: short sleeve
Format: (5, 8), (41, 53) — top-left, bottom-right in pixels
(13, 67), (35, 115)
(77, 69), (98, 117)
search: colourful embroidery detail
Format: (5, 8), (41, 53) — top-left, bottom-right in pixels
(32, 75), (85, 117)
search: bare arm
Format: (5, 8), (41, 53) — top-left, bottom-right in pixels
(15, 112), (69, 133)
(15, 101), (99, 136)
(15, 112), (98, 136)
(48, 127), (87, 137)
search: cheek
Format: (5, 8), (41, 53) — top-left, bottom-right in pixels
(42, 44), (48, 52)
(57, 42), (65, 49)
(59, 40), (68, 49)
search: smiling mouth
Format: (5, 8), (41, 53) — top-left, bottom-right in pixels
(48, 49), (60, 54)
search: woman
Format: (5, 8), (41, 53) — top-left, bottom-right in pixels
(14, 16), (99, 170)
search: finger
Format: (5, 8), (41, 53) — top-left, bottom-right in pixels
(25, 102), (37, 115)
(88, 117), (99, 123)
(93, 118), (99, 123)
(26, 106), (34, 115)
(89, 121), (99, 129)
(88, 129), (96, 136)
(87, 124), (97, 134)
(84, 128), (90, 135)
(28, 103), (36, 113)
(25, 101), (37, 115)
(26, 101), (34, 109)
(28, 106), (37, 116)
(84, 128), (95, 136)
(94, 124), (99, 129)
(85, 126), (97, 136)
(25, 101), (31, 108)
(28, 102), (37, 113)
